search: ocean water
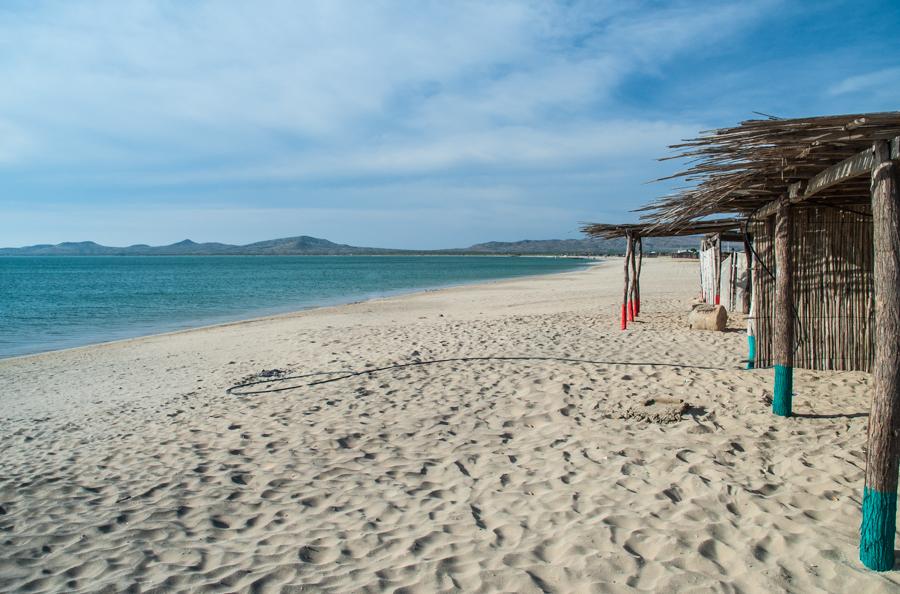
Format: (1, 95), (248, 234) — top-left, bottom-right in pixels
(0, 255), (591, 359)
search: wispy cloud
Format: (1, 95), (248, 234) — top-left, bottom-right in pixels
(3, 0), (895, 247)
(0, 1), (769, 172)
(829, 67), (900, 97)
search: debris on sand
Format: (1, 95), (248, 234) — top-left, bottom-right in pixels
(621, 397), (690, 424)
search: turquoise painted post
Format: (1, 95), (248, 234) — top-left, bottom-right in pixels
(860, 140), (900, 571)
(747, 276), (757, 371)
(860, 487), (898, 571)
(772, 198), (794, 417)
(772, 364), (792, 416)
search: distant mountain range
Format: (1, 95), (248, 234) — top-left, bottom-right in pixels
(461, 237), (701, 255)
(0, 235), (701, 256)
(0, 237), (396, 256)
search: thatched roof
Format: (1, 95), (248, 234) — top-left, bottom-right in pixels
(640, 111), (900, 227)
(581, 218), (743, 240)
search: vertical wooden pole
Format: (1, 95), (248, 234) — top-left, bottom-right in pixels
(773, 198), (794, 417)
(622, 234), (632, 330)
(701, 236), (713, 303)
(747, 298), (757, 370)
(743, 231), (753, 315)
(628, 236), (637, 321)
(744, 230), (755, 368)
(764, 216), (775, 367)
(860, 140), (900, 571)
(715, 233), (722, 305)
(635, 236), (643, 316)
(699, 238), (706, 301)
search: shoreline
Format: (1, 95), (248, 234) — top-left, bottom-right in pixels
(0, 252), (608, 259)
(0, 257), (599, 363)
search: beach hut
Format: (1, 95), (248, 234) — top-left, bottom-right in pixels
(619, 112), (900, 571)
(581, 219), (746, 329)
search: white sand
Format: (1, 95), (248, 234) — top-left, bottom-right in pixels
(1, 258), (898, 593)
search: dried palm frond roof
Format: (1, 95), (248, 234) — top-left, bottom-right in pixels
(639, 111), (900, 228)
(581, 218), (743, 239)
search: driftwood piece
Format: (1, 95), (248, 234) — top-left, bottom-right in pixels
(688, 304), (727, 331)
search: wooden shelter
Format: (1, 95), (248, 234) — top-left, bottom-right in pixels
(582, 218), (744, 330)
(621, 111), (900, 571)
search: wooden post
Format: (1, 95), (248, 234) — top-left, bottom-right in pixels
(715, 233), (722, 305)
(628, 235), (637, 321)
(772, 198), (794, 417)
(860, 140), (900, 571)
(635, 237), (643, 316)
(622, 234), (632, 330)
(697, 237), (707, 303)
(747, 298), (757, 370)
(744, 230), (755, 368)
(743, 232), (753, 315)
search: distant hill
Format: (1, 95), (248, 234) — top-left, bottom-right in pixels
(0, 236), (402, 256)
(457, 236), (701, 255)
(0, 234), (704, 256)
(239, 236), (397, 255)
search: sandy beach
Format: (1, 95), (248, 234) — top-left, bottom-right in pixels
(1, 257), (897, 593)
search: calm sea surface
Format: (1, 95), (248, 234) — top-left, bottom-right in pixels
(0, 255), (591, 359)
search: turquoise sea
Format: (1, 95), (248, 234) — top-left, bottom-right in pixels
(0, 255), (591, 359)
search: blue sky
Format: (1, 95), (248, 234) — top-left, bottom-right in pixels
(1, 0), (899, 249)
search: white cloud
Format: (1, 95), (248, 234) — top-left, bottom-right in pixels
(0, 0), (784, 247)
(828, 67), (900, 96)
(137, 119), (699, 185)
(0, 0), (770, 173)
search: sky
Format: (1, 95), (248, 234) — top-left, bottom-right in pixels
(1, 0), (899, 249)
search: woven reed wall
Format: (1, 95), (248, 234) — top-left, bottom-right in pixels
(751, 205), (874, 372)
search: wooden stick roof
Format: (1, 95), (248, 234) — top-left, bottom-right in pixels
(639, 111), (900, 227)
(581, 217), (743, 239)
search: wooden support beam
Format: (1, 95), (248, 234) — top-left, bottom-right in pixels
(755, 136), (900, 219)
(860, 140), (900, 571)
(756, 198), (784, 220)
(772, 198), (794, 417)
(805, 148), (876, 198)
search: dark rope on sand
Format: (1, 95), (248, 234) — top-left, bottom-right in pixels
(227, 356), (738, 396)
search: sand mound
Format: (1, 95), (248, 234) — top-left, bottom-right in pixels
(620, 397), (691, 424)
